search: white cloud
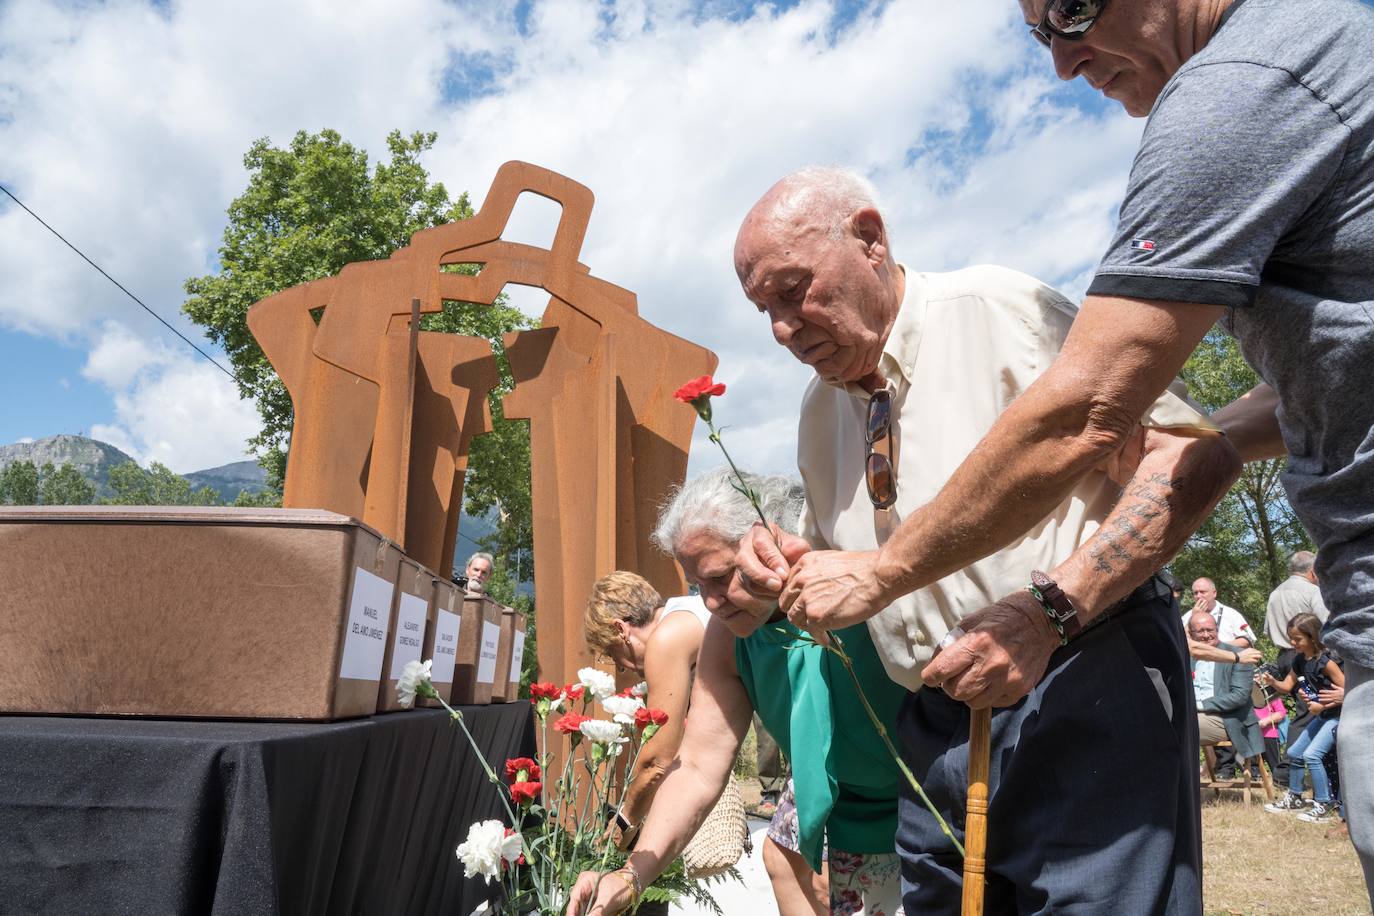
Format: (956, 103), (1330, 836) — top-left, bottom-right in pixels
(1, 0), (1140, 479)
(17, 437), (34, 444)
(82, 321), (259, 472)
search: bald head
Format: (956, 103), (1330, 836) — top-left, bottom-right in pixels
(1188, 610), (1219, 645)
(732, 167), (903, 385)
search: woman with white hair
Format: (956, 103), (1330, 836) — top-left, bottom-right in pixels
(568, 468), (906, 916)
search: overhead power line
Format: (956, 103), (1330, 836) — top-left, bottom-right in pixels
(0, 183), (238, 383)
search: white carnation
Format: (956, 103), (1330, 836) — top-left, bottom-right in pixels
(577, 667), (617, 700)
(601, 694), (645, 725)
(455, 819), (522, 884)
(578, 719), (625, 744)
(396, 658), (433, 708)
(630, 681), (649, 698)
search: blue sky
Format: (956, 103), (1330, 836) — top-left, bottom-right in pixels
(0, 0), (1138, 474)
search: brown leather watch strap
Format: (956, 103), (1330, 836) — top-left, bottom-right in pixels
(1030, 570), (1083, 641)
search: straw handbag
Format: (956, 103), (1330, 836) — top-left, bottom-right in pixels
(682, 777), (750, 877)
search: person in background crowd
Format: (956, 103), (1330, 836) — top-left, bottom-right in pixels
(1188, 611), (1265, 771)
(1183, 578), (1254, 648)
(582, 571), (709, 856)
(463, 552), (494, 597)
(752, 715), (789, 819)
(1264, 613), (1345, 823)
(1252, 668), (1290, 783)
(1160, 570), (1185, 610)
(1266, 551), (1329, 670)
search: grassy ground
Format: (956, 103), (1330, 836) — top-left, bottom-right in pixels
(1201, 794), (1368, 915)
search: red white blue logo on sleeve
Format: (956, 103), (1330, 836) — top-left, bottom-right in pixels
(1130, 238), (1157, 252)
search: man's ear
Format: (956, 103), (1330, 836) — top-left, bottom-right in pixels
(850, 207), (887, 266)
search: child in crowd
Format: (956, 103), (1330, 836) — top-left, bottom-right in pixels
(1252, 675), (1288, 782)
(1263, 613), (1345, 822)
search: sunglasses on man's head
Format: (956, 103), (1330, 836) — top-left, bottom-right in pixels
(866, 387), (896, 510)
(1030, 0), (1109, 47)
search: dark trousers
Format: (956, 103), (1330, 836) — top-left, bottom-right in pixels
(895, 580), (1202, 915)
(754, 713), (788, 797)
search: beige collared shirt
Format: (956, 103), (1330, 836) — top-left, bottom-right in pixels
(798, 265), (1217, 690)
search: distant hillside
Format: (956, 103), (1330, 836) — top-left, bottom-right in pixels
(184, 460), (268, 501)
(0, 435), (138, 497)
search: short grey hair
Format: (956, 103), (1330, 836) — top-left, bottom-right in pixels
(1289, 550), (1317, 575)
(466, 552), (494, 569)
(653, 468), (805, 556)
(769, 166), (884, 242)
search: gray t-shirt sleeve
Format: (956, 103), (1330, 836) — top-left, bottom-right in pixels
(1089, 61), (1350, 307)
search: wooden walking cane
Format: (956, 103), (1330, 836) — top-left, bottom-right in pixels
(961, 706), (991, 916)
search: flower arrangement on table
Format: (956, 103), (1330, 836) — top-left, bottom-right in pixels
(398, 661), (730, 914)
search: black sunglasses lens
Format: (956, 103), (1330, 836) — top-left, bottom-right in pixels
(867, 390), (891, 445)
(1048, 0), (1103, 34)
(866, 453), (896, 509)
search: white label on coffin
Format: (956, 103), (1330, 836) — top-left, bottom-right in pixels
(509, 630), (526, 686)
(476, 621), (500, 684)
(340, 566), (395, 680)
(389, 592), (429, 680)
(430, 610), (460, 685)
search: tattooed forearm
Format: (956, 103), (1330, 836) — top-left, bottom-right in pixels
(1054, 430), (1240, 618)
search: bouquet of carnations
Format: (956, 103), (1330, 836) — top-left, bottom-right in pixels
(398, 661), (729, 914)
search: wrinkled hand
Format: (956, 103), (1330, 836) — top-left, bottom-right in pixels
(921, 590), (1061, 709)
(1319, 685), (1344, 706)
(566, 870), (633, 916)
(732, 523), (813, 608)
(777, 549), (892, 635)
(1238, 647), (1262, 665)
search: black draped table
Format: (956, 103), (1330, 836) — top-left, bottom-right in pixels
(0, 705), (535, 915)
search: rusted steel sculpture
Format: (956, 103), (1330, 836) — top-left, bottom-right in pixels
(247, 161), (716, 689)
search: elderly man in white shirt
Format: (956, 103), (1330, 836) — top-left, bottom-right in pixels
(1184, 577), (1255, 647)
(731, 167), (1241, 914)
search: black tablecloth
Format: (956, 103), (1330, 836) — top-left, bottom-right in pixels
(0, 706), (535, 916)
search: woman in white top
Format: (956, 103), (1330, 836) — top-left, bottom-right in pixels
(583, 571), (710, 846)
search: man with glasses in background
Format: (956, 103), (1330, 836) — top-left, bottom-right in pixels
(731, 167), (1240, 912)
(750, 0), (1374, 907)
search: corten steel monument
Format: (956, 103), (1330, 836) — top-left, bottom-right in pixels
(247, 161), (717, 688)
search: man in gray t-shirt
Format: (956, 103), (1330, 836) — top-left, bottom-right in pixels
(762, 1), (1374, 908)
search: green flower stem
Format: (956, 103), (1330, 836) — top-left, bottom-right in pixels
(705, 419), (772, 535)
(828, 634), (965, 859)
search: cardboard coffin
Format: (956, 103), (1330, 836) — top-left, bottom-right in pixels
(453, 596), (502, 705)
(421, 579), (462, 708)
(0, 506), (402, 720)
(376, 557), (436, 713)
(492, 605), (527, 703)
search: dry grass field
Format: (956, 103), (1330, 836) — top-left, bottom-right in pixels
(1201, 795), (1368, 915)
(736, 763), (1371, 914)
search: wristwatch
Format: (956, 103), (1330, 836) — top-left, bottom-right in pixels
(1030, 570), (1083, 642)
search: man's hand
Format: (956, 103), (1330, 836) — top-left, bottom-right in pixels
(733, 524), (812, 602)
(1319, 685), (1344, 706)
(1238, 647), (1262, 665)
(567, 870), (634, 916)
(920, 590), (1061, 709)
(777, 549), (892, 633)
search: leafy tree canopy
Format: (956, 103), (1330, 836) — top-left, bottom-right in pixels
(182, 128), (535, 574)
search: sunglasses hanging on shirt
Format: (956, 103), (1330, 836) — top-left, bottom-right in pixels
(866, 386), (897, 510)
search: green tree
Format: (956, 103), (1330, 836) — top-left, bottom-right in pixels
(106, 461), (220, 506)
(1171, 331), (1314, 622)
(182, 128), (534, 577)
(38, 462), (96, 505)
(0, 460), (40, 505)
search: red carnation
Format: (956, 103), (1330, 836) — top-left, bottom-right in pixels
(529, 682), (561, 701)
(634, 707), (669, 729)
(505, 757), (541, 782)
(555, 712), (591, 735)
(562, 683), (585, 702)
(510, 780), (542, 805)
(674, 375), (727, 403)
